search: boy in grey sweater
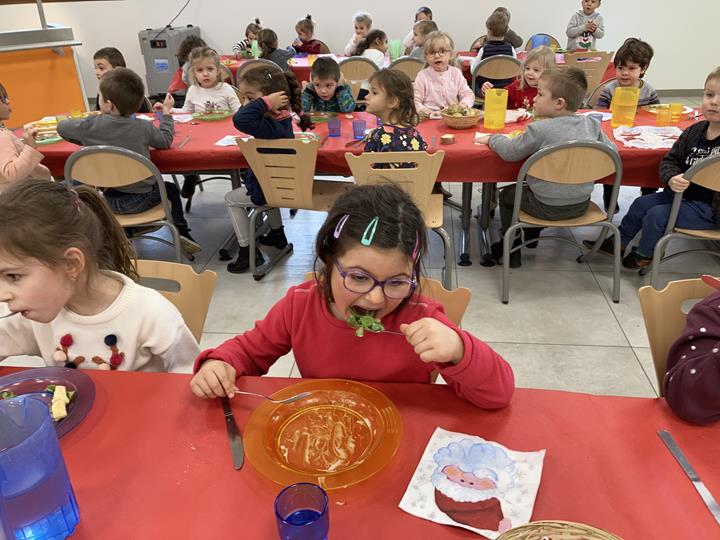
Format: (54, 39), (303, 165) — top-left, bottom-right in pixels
(566, 0), (605, 51)
(58, 68), (200, 254)
(477, 67), (617, 267)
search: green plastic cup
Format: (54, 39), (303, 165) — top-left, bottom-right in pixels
(388, 40), (403, 61)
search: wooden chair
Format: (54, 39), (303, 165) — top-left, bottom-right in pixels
(643, 154), (720, 288)
(501, 141), (623, 303)
(316, 41), (331, 54)
(562, 51), (614, 103)
(587, 78), (615, 108)
(338, 57), (379, 101)
(234, 59), (283, 86)
(220, 65), (233, 85)
(469, 35), (486, 53)
(638, 278), (714, 395)
(64, 145), (185, 262)
(344, 151), (454, 290)
(303, 272), (471, 327)
(237, 138), (353, 280)
(524, 33), (561, 51)
(388, 57), (424, 82)
(135, 260), (217, 343)
(471, 55), (521, 100)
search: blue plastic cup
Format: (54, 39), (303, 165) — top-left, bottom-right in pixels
(0, 397), (80, 540)
(275, 483), (329, 540)
(352, 119), (366, 140)
(327, 117), (341, 138)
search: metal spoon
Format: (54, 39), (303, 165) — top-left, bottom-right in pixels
(231, 389), (313, 404)
(0, 311), (19, 320)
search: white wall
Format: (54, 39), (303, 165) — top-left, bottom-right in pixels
(2, 0), (717, 95)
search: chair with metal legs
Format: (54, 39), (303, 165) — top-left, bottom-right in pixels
(501, 140), (623, 303)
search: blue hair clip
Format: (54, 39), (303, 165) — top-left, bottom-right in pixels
(361, 216), (379, 246)
(333, 214), (350, 239)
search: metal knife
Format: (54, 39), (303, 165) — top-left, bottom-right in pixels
(658, 430), (720, 525)
(221, 396), (244, 470)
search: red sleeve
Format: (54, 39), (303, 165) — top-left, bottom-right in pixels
(420, 303), (515, 409)
(167, 68), (188, 93)
(506, 79), (521, 109)
(193, 287), (295, 376)
(664, 291), (720, 424)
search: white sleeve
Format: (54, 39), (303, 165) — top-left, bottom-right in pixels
(174, 85), (197, 114)
(344, 35), (358, 56)
(223, 83), (241, 113)
(136, 291), (200, 373)
(0, 305), (41, 359)
(402, 29), (414, 50)
(153, 324), (200, 373)
(470, 50), (483, 73)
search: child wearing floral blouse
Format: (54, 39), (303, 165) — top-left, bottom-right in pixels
(364, 69), (426, 154)
(413, 31), (474, 117)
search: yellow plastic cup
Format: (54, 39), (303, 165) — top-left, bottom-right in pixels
(668, 103), (684, 123)
(610, 87), (640, 128)
(484, 88), (509, 130)
(656, 108), (672, 127)
(307, 54), (317, 66)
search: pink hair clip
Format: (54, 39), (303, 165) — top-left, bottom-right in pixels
(333, 214), (350, 239)
(411, 230), (420, 261)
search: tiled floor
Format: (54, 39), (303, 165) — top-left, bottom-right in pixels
(7, 97), (716, 399)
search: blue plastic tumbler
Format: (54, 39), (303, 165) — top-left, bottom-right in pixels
(327, 117), (341, 138)
(275, 483), (328, 540)
(0, 397), (80, 540)
(352, 119), (366, 140)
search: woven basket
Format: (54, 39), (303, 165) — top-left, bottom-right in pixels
(440, 110), (483, 129)
(497, 520), (623, 540)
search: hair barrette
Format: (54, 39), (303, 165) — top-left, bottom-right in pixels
(68, 188), (81, 211)
(361, 216), (379, 247)
(412, 230), (420, 261)
(333, 214), (350, 239)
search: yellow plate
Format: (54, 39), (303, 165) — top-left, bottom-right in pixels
(245, 379), (402, 490)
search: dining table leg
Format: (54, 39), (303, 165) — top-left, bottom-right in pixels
(477, 183), (497, 267)
(458, 183), (473, 266)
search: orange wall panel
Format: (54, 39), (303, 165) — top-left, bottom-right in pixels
(0, 46), (87, 128)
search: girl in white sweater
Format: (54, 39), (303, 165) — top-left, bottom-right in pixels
(169, 47), (240, 115)
(0, 180), (199, 372)
(344, 11), (372, 56)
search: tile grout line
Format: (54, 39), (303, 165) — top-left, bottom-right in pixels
(587, 263), (659, 396)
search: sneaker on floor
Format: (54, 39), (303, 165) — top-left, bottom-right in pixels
(490, 241), (521, 268)
(622, 250), (652, 269)
(582, 237), (621, 256)
(524, 228), (541, 249)
(181, 175), (200, 199)
(227, 246), (265, 274)
(178, 230), (202, 254)
(258, 227), (288, 249)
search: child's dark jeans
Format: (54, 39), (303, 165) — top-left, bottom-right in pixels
(104, 181), (190, 232)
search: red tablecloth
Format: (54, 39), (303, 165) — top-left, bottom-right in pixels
(35, 111), (695, 187)
(1, 368), (714, 539)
